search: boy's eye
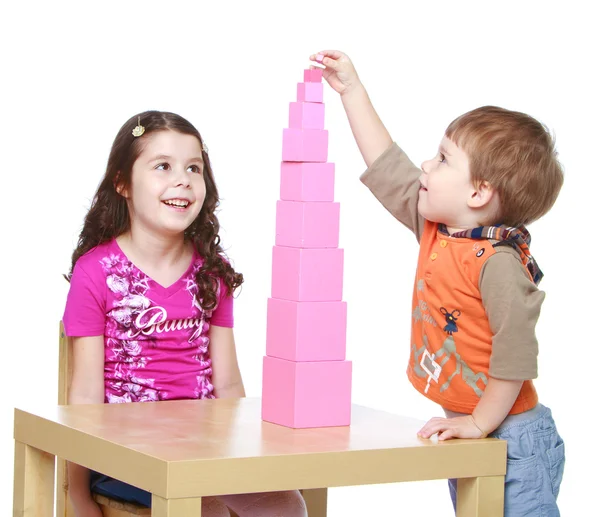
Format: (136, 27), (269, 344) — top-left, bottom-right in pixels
(439, 153), (446, 163)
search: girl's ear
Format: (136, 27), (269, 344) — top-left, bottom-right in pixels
(114, 172), (128, 198)
(467, 180), (496, 209)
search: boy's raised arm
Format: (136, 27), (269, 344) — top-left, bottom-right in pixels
(310, 50), (392, 167)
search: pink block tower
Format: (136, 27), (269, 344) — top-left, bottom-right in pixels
(261, 67), (352, 428)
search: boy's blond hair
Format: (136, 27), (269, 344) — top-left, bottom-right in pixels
(446, 106), (563, 227)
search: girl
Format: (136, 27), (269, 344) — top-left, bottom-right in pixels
(63, 111), (307, 517)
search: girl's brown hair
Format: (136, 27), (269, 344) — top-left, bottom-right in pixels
(446, 106), (564, 227)
(67, 110), (243, 310)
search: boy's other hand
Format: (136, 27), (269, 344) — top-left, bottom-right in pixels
(417, 415), (486, 441)
(309, 50), (360, 96)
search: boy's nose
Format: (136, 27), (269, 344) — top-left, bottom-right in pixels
(421, 160), (431, 173)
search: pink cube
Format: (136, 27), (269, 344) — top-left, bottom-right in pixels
(280, 162), (335, 202)
(266, 298), (347, 361)
(282, 128), (328, 162)
(275, 200), (340, 248)
(289, 102), (325, 130)
(271, 246), (343, 301)
(297, 82), (324, 103)
(304, 68), (323, 82)
(262, 356), (352, 428)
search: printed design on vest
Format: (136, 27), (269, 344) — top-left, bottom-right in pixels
(413, 300), (438, 327)
(440, 307), (460, 335)
(412, 335), (489, 398)
(412, 280), (438, 328)
(412, 336), (442, 394)
(473, 243), (486, 258)
(432, 336), (488, 396)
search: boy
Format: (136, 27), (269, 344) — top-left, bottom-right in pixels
(310, 49), (565, 516)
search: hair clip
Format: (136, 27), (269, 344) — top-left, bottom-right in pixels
(202, 141), (209, 153)
(132, 116), (145, 137)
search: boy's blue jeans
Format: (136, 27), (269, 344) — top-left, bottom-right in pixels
(448, 404), (565, 517)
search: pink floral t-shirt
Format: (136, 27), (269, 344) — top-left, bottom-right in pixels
(63, 239), (234, 403)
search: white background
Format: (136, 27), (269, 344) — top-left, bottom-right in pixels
(2, 1), (597, 515)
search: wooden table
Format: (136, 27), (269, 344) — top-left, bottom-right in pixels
(13, 397), (506, 516)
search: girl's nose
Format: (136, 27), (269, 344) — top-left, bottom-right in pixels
(174, 168), (191, 188)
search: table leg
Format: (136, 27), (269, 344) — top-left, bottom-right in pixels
(456, 476), (504, 517)
(13, 441), (55, 517)
(301, 488), (328, 517)
(152, 495), (203, 516)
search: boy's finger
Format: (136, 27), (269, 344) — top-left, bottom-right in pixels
(418, 421), (442, 437)
(317, 49), (344, 59)
(309, 50), (343, 64)
(321, 56), (340, 70)
(438, 429), (455, 441)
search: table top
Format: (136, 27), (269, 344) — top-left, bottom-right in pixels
(14, 398), (506, 499)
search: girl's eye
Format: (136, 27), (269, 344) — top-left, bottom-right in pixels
(187, 165), (202, 174)
(156, 163), (170, 171)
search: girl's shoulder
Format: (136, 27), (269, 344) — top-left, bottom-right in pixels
(74, 238), (121, 276)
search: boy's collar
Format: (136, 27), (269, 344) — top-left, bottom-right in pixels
(438, 223), (543, 285)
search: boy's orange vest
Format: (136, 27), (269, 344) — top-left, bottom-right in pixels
(407, 221), (538, 414)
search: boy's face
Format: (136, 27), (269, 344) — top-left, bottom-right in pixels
(418, 136), (476, 229)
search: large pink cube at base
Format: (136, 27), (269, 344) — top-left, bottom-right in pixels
(275, 200), (340, 248)
(271, 246), (343, 301)
(289, 102), (325, 130)
(280, 162), (335, 202)
(266, 298), (347, 362)
(282, 128), (328, 162)
(297, 82), (323, 103)
(262, 356), (352, 428)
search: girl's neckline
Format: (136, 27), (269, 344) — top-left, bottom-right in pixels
(112, 238), (198, 297)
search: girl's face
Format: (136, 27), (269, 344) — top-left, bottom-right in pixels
(121, 130), (206, 238)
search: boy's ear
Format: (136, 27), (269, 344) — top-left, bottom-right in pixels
(468, 181), (496, 209)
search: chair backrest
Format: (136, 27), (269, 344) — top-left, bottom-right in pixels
(57, 322), (74, 517)
(57, 322), (150, 517)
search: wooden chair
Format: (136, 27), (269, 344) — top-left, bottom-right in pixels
(57, 322), (150, 517)
(57, 323), (327, 516)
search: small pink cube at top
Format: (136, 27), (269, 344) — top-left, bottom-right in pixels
(304, 68), (323, 82)
(316, 53), (325, 63)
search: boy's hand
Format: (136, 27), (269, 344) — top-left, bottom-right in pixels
(309, 50), (360, 96)
(417, 415), (486, 441)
